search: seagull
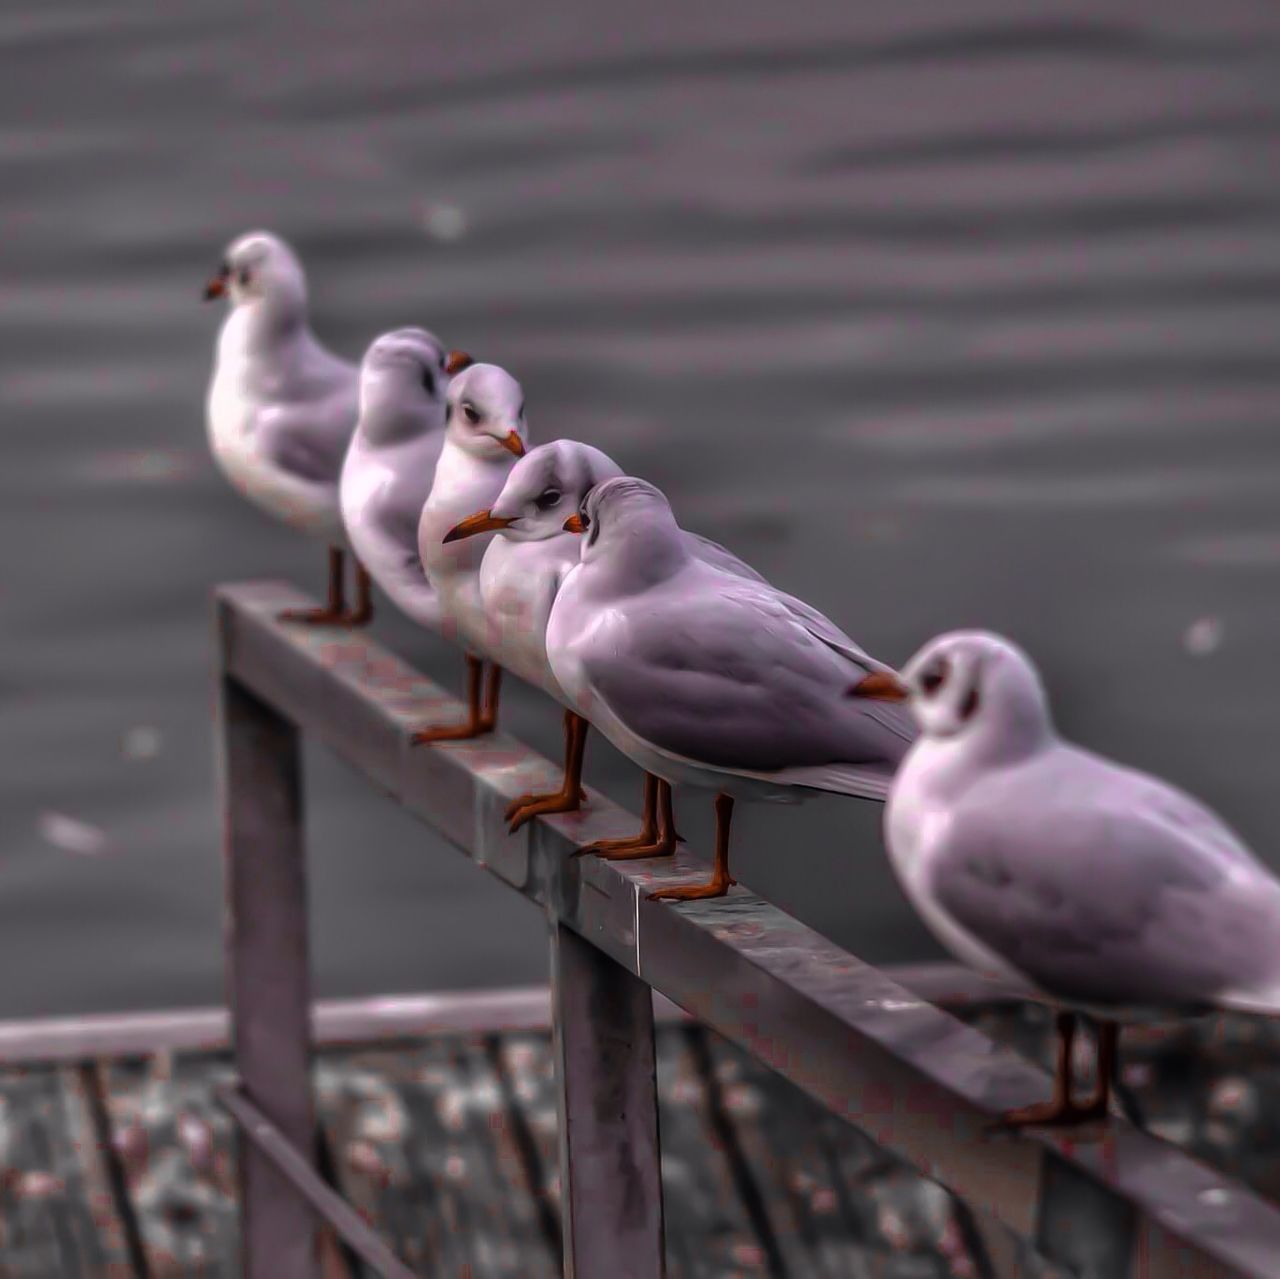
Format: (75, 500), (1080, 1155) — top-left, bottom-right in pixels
(443, 440), (769, 836)
(204, 230), (364, 624)
(413, 362), (528, 742)
(340, 329), (471, 630)
(850, 630), (1280, 1128)
(545, 476), (915, 900)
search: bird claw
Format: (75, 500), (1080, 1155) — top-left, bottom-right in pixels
(505, 789), (588, 833)
(504, 788), (586, 822)
(992, 1098), (1109, 1132)
(278, 606), (360, 626)
(411, 716), (495, 745)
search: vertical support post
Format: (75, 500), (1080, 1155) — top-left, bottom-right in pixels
(217, 674), (317, 1279)
(550, 921), (665, 1278)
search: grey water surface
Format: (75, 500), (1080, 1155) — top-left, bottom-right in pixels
(3, 0), (1280, 1017)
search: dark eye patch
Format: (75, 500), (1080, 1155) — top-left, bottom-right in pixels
(237, 267), (252, 287)
(421, 368), (436, 397)
(462, 401), (480, 425)
(919, 656), (949, 697)
(534, 489), (561, 511)
(959, 683), (980, 721)
(444, 402), (453, 424)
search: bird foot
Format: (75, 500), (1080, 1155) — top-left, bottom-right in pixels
(647, 873), (736, 902)
(995, 1096), (1108, 1131)
(278, 606), (362, 626)
(573, 834), (677, 861)
(411, 715), (496, 745)
(505, 788), (589, 832)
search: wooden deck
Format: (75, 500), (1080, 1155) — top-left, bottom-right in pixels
(5, 1000), (1280, 1278)
(2, 1021), (978, 1279)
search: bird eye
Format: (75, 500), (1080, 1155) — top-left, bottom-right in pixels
(462, 401), (480, 425)
(534, 489), (561, 511)
(959, 684), (981, 721)
(421, 368), (436, 397)
(919, 658), (948, 697)
(237, 268), (252, 288)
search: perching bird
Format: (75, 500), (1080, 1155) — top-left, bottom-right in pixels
(443, 439), (767, 837)
(546, 476), (915, 900)
(414, 362), (528, 742)
(850, 630), (1280, 1128)
(204, 230), (364, 624)
(340, 329), (470, 629)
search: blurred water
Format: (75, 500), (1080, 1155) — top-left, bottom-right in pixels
(3, 0), (1280, 1017)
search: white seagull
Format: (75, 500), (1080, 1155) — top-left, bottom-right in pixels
(413, 362), (528, 742)
(850, 630), (1280, 1127)
(339, 329), (470, 629)
(204, 230), (363, 624)
(546, 476), (915, 900)
(443, 440), (768, 837)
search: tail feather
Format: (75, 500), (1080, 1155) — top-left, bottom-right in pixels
(861, 700), (917, 747)
(1215, 985), (1280, 1017)
(773, 761), (896, 802)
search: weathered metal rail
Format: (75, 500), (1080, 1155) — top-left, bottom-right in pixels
(214, 581), (1280, 1279)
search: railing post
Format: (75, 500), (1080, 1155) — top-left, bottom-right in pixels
(550, 921), (665, 1278)
(217, 673), (318, 1279)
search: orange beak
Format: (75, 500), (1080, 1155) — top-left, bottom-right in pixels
(445, 350), (473, 374)
(847, 671), (910, 702)
(442, 509), (514, 543)
(562, 512), (587, 534)
(500, 431), (526, 457)
(203, 267), (229, 301)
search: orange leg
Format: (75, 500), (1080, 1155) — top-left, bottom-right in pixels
(280, 546), (350, 625)
(506, 712), (590, 832)
(575, 774), (681, 860)
(412, 656), (502, 743)
(1000, 1014), (1117, 1129)
(647, 793), (738, 900)
(343, 562), (374, 627)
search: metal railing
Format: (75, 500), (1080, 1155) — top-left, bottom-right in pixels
(214, 580), (1280, 1279)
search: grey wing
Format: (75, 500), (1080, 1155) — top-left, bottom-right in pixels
(770, 589), (887, 671)
(583, 580), (913, 772)
(256, 387), (357, 484)
(684, 531), (896, 673)
(764, 587), (914, 742)
(933, 762), (1274, 1009)
(685, 532), (768, 584)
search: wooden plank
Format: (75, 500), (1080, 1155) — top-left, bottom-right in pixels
(95, 1051), (241, 1278)
(490, 1032), (564, 1229)
(654, 1027), (766, 1277)
(217, 1083), (414, 1279)
(0, 1064), (132, 1277)
(696, 1030), (869, 1279)
(315, 1037), (560, 1278)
